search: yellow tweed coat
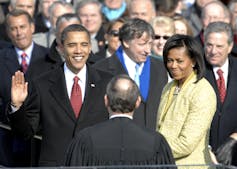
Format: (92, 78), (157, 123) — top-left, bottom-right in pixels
(157, 74), (216, 166)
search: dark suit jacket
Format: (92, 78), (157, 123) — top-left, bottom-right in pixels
(65, 117), (176, 167)
(0, 40), (11, 49)
(0, 43), (53, 122)
(34, 14), (50, 33)
(7, 64), (113, 166)
(48, 40), (64, 68)
(93, 54), (168, 130)
(0, 23), (10, 42)
(93, 26), (106, 62)
(205, 56), (237, 154)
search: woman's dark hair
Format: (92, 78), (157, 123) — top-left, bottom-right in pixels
(163, 34), (205, 82)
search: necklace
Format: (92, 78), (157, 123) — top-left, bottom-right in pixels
(173, 86), (181, 95)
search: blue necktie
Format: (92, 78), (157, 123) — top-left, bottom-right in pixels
(134, 64), (140, 87)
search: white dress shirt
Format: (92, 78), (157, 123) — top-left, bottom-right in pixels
(123, 51), (144, 81)
(213, 58), (229, 88)
(64, 63), (87, 102)
(15, 42), (34, 65)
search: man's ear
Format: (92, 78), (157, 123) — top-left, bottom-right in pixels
(8, 4), (13, 12)
(122, 40), (130, 49)
(31, 23), (35, 34)
(135, 96), (141, 109)
(104, 94), (109, 107)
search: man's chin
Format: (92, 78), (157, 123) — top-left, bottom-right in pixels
(208, 61), (220, 67)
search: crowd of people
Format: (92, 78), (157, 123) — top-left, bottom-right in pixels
(0, 0), (237, 168)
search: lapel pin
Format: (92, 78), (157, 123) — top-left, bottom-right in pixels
(91, 83), (95, 88)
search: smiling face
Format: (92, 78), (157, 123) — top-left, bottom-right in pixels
(7, 14), (34, 50)
(123, 32), (153, 63)
(167, 47), (195, 85)
(62, 31), (91, 74)
(152, 25), (173, 56)
(205, 32), (233, 67)
(78, 3), (102, 35)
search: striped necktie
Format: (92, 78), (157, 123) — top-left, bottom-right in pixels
(21, 52), (28, 73)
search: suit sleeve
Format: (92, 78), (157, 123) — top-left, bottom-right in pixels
(7, 81), (40, 139)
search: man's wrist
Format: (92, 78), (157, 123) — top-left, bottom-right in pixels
(230, 133), (237, 141)
(10, 102), (22, 109)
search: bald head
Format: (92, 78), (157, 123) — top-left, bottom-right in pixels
(105, 75), (140, 113)
(128, 0), (156, 23)
(202, 1), (230, 29)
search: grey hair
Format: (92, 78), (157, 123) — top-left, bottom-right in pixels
(75, 0), (102, 15)
(204, 21), (233, 45)
(119, 18), (154, 46)
(48, 1), (75, 21)
(201, 1), (230, 21)
(10, 0), (36, 8)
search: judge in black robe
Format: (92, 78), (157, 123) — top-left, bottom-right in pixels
(65, 74), (176, 168)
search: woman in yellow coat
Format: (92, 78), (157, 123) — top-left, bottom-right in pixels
(156, 34), (217, 166)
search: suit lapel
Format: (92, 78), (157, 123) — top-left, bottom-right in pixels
(223, 57), (237, 108)
(109, 55), (127, 75)
(78, 66), (101, 121)
(48, 67), (76, 122)
(4, 48), (21, 74)
(205, 66), (223, 110)
(26, 44), (46, 72)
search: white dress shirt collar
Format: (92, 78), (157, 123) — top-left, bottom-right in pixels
(123, 51), (144, 80)
(110, 114), (133, 120)
(64, 63), (87, 101)
(15, 42), (34, 65)
(213, 58), (229, 87)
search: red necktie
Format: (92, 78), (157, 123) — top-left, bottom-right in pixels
(217, 69), (226, 103)
(70, 76), (82, 118)
(21, 52), (28, 73)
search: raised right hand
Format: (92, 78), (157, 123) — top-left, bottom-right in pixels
(11, 71), (28, 109)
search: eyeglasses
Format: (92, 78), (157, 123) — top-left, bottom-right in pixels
(108, 30), (119, 37)
(155, 35), (170, 40)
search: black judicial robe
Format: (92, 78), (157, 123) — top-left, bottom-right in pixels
(65, 117), (176, 168)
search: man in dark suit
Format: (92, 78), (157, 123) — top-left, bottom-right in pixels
(0, 9), (54, 166)
(0, 0), (36, 42)
(195, 1), (237, 57)
(0, 40), (11, 49)
(7, 24), (112, 166)
(93, 18), (168, 130)
(65, 74), (175, 168)
(0, 9), (54, 118)
(204, 21), (237, 166)
(48, 13), (81, 68)
(50, 13), (96, 66)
